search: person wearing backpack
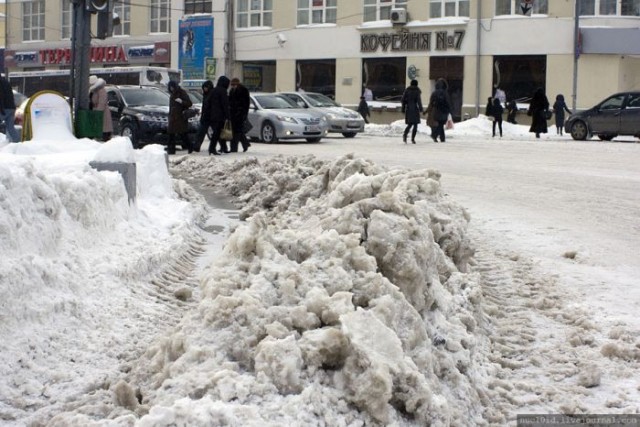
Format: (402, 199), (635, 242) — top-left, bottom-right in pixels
(426, 78), (451, 142)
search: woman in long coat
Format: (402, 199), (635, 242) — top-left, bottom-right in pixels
(167, 80), (193, 154)
(89, 75), (113, 141)
(528, 87), (549, 139)
(426, 78), (451, 142)
(401, 79), (423, 144)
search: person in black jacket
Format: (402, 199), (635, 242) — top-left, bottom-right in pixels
(228, 77), (251, 152)
(207, 76), (231, 155)
(401, 79), (423, 144)
(528, 87), (550, 139)
(426, 78), (451, 142)
(166, 80), (193, 154)
(193, 80), (213, 152)
(0, 75), (20, 142)
(552, 94), (572, 135)
(491, 97), (504, 137)
(357, 96), (370, 124)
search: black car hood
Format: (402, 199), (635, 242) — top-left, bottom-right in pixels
(126, 105), (170, 115)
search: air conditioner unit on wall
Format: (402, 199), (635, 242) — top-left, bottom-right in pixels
(390, 8), (407, 24)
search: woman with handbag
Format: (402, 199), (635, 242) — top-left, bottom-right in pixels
(528, 87), (550, 139)
(207, 76), (231, 155)
(228, 77), (251, 152)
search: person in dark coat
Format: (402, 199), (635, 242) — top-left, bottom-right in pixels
(528, 87), (550, 139)
(485, 96), (493, 117)
(167, 80), (193, 154)
(207, 76), (231, 155)
(0, 74), (20, 142)
(426, 78), (451, 142)
(228, 77), (251, 152)
(357, 96), (370, 124)
(401, 79), (423, 144)
(193, 80), (214, 152)
(552, 94), (572, 136)
(491, 97), (504, 137)
(506, 98), (518, 124)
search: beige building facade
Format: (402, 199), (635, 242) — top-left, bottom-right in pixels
(4, 1), (640, 119)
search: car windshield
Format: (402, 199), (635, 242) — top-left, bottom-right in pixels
(306, 93), (339, 108)
(120, 87), (169, 107)
(254, 94), (298, 109)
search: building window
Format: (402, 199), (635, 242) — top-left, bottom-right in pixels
(492, 55), (547, 103)
(297, 0), (337, 25)
(151, 0), (170, 33)
(578, 0), (640, 16)
(113, 0), (131, 36)
(430, 0), (470, 18)
(23, 0), (45, 42)
(237, 0), (273, 28)
(296, 59), (336, 96)
(495, 0), (548, 15)
(363, 0), (407, 22)
(185, 0), (212, 14)
(61, 0), (72, 39)
(362, 57), (406, 101)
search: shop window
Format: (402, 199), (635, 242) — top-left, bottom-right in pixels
(23, 0), (45, 42)
(237, 0), (273, 28)
(363, 0), (407, 22)
(495, 0), (548, 15)
(151, 0), (171, 33)
(296, 59), (336, 97)
(297, 0), (337, 25)
(430, 0), (470, 18)
(492, 55), (546, 103)
(362, 57), (406, 101)
(184, 0), (212, 14)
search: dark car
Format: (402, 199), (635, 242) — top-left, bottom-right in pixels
(106, 85), (198, 148)
(565, 91), (640, 141)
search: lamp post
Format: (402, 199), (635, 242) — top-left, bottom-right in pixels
(572, 0), (580, 111)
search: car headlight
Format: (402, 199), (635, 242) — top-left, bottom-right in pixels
(276, 115), (297, 123)
(326, 113), (338, 120)
(135, 113), (166, 122)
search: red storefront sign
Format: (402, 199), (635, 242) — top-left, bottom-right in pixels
(39, 45), (128, 65)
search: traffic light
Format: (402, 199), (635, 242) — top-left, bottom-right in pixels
(95, 1), (115, 40)
(86, 0), (109, 13)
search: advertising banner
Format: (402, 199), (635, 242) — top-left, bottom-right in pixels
(179, 16), (214, 81)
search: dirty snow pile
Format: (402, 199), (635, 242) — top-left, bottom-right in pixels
(49, 154), (500, 427)
(0, 138), (206, 425)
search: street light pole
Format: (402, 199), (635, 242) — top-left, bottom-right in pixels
(71, 0), (92, 119)
(572, 0), (580, 111)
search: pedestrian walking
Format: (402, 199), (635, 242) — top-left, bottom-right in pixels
(207, 75), (231, 155)
(491, 97), (504, 137)
(528, 87), (550, 139)
(552, 94), (572, 136)
(357, 96), (370, 124)
(506, 98), (518, 124)
(166, 80), (193, 154)
(89, 75), (113, 142)
(425, 78), (451, 142)
(193, 80), (214, 153)
(401, 80), (423, 144)
(0, 74), (20, 142)
(228, 77), (251, 153)
(485, 96), (494, 118)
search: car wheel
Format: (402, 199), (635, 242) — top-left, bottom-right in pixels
(306, 137), (321, 143)
(342, 132), (357, 138)
(598, 134), (615, 141)
(121, 122), (140, 148)
(570, 120), (589, 141)
(261, 121), (278, 143)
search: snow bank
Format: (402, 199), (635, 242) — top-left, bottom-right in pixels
(76, 154), (493, 426)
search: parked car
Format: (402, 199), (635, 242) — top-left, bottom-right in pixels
(278, 91), (365, 138)
(565, 91), (640, 141)
(246, 93), (328, 143)
(106, 85), (198, 148)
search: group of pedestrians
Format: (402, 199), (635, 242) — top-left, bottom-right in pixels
(400, 78), (451, 144)
(167, 75), (251, 155)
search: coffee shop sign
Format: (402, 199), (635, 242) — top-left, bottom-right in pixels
(361, 30), (465, 53)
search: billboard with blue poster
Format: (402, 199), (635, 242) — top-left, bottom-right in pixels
(179, 16), (214, 81)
